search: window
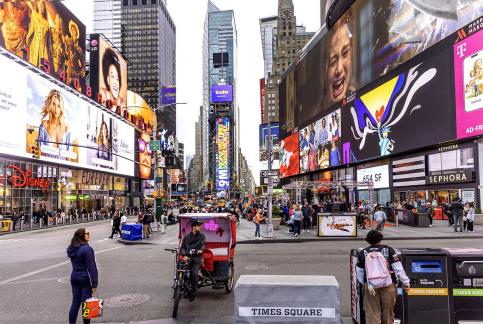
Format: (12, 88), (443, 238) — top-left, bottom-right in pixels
(151, 0), (156, 3)
(428, 147), (474, 175)
(133, 0), (137, 5)
(142, 0), (146, 4)
(123, 0), (128, 5)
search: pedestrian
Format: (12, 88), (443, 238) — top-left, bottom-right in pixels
(67, 228), (98, 324)
(12, 209), (18, 231)
(356, 230), (410, 324)
(463, 203), (469, 231)
(452, 198), (464, 233)
(444, 203), (454, 226)
(302, 203), (312, 232)
(426, 203), (433, 227)
(109, 212), (121, 239)
(254, 209), (265, 239)
(374, 207), (387, 232)
(467, 202), (475, 232)
(292, 205), (303, 237)
(142, 212), (151, 239)
(120, 212), (128, 226)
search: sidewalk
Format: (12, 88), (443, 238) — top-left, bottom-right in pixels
(237, 218), (483, 244)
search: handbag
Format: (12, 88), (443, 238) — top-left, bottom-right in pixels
(82, 297), (103, 319)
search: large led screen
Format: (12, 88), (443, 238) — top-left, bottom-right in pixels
(0, 54), (134, 176)
(89, 34), (128, 113)
(279, 132), (300, 178)
(454, 20), (483, 139)
(280, 0), (483, 137)
(137, 131), (152, 180)
(211, 85), (233, 103)
(299, 109), (341, 174)
(341, 48), (454, 164)
(0, 1), (86, 85)
(216, 117), (230, 191)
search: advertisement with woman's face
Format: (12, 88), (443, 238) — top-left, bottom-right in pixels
(288, 0), (483, 131)
(138, 131), (152, 180)
(85, 106), (116, 170)
(26, 73), (81, 163)
(97, 37), (128, 112)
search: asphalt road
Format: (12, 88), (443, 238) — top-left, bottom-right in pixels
(1, 221), (482, 323)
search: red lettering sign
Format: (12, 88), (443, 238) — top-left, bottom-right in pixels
(6, 165), (50, 192)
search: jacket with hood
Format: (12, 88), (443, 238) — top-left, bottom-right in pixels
(67, 243), (98, 288)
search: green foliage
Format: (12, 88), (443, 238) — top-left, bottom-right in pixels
(272, 204), (282, 218)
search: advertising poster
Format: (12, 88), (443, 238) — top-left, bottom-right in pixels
(454, 20), (483, 139)
(299, 109), (341, 174)
(126, 90), (154, 131)
(279, 132), (300, 178)
(357, 165), (390, 189)
(1, 54), (134, 176)
(216, 117), (230, 191)
(317, 214), (357, 237)
(161, 85), (176, 106)
(280, 0), (483, 137)
(259, 123), (280, 169)
(260, 78), (265, 122)
(89, 34), (128, 113)
(341, 48), (454, 164)
(137, 131), (152, 180)
(0, 1), (86, 85)
(211, 85), (233, 103)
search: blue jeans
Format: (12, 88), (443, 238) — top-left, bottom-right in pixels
(255, 223), (261, 237)
(293, 220), (301, 235)
(69, 276), (92, 324)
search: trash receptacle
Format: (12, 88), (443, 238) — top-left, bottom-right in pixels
(443, 248), (483, 323)
(121, 223), (143, 240)
(399, 248), (451, 324)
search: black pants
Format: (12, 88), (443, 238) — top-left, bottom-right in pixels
(293, 220), (301, 235)
(448, 214), (454, 225)
(468, 221), (474, 232)
(110, 225), (121, 238)
(189, 257), (202, 296)
(303, 217), (311, 231)
(69, 276), (92, 324)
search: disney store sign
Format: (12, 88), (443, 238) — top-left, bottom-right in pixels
(5, 165), (50, 192)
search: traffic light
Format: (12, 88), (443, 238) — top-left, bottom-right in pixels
(32, 144), (40, 159)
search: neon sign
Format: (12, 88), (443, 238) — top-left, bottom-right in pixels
(5, 165), (50, 192)
(203, 220), (220, 232)
(216, 117), (230, 191)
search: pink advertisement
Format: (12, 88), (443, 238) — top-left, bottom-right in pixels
(454, 28), (483, 139)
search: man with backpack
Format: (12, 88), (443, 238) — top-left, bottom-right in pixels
(356, 230), (410, 324)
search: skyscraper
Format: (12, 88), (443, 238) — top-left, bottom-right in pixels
(259, 16), (278, 79)
(264, 0), (314, 123)
(93, 0), (122, 50)
(202, 0), (239, 193)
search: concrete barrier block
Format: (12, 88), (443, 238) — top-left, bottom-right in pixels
(235, 275), (340, 324)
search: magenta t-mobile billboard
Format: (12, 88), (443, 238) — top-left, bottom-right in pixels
(454, 26), (483, 140)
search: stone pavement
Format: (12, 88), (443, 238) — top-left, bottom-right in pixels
(236, 218), (483, 243)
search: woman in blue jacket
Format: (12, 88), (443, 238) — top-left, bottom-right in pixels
(67, 228), (98, 324)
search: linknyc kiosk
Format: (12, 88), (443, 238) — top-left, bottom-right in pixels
(350, 248), (483, 324)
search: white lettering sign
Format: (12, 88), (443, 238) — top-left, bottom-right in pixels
(357, 165), (389, 189)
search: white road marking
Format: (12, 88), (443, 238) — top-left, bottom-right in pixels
(0, 246), (122, 285)
(0, 239), (26, 244)
(95, 238), (109, 243)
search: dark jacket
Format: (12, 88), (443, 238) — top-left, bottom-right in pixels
(142, 214), (152, 225)
(180, 231), (206, 256)
(451, 201), (465, 217)
(67, 244), (98, 288)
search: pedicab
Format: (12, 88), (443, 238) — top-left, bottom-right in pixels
(165, 213), (237, 318)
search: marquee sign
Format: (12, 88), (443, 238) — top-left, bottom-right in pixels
(5, 165), (50, 192)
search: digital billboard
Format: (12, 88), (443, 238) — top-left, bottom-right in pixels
(126, 90), (155, 132)
(137, 131), (152, 180)
(215, 117), (230, 191)
(0, 53), (134, 176)
(259, 123), (280, 170)
(211, 85), (233, 103)
(161, 85), (176, 106)
(341, 47), (455, 164)
(299, 109), (341, 174)
(280, 132), (300, 178)
(454, 20), (483, 140)
(260, 78), (265, 122)
(280, 0), (483, 137)
(89, 34), (128, 115)
(0, 1), (86, 86)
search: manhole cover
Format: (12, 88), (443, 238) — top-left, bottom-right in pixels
(57, 277), (70, 283)
(104, 294), (150, 308)
(244, 265), (268, 271)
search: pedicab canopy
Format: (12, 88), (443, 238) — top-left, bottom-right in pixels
(178, 213), (237, 244)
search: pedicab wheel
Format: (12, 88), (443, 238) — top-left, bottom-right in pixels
(172, 284), (181, 318)
(224, 262), (234, 293)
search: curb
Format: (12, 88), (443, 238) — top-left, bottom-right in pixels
(0, 219), (112, 237)
(237, 235), (483, 244)
(117, 238), (156, 245)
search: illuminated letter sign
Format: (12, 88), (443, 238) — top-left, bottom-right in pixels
(6, 165), (50, 192)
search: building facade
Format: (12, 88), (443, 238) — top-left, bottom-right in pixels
(259, 15), (278, 80)
(202, 1), (239, 194)
(264, 0), (314, 124)
(93, 0), (122, 50)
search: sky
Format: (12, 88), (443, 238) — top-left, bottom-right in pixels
(63, 0), (321, 185)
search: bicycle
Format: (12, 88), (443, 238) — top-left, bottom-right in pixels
(165, 248), (192, 318)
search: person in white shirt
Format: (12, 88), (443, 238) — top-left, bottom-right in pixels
(374, 207), (387, 232)
(120, 213), (128, 229)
